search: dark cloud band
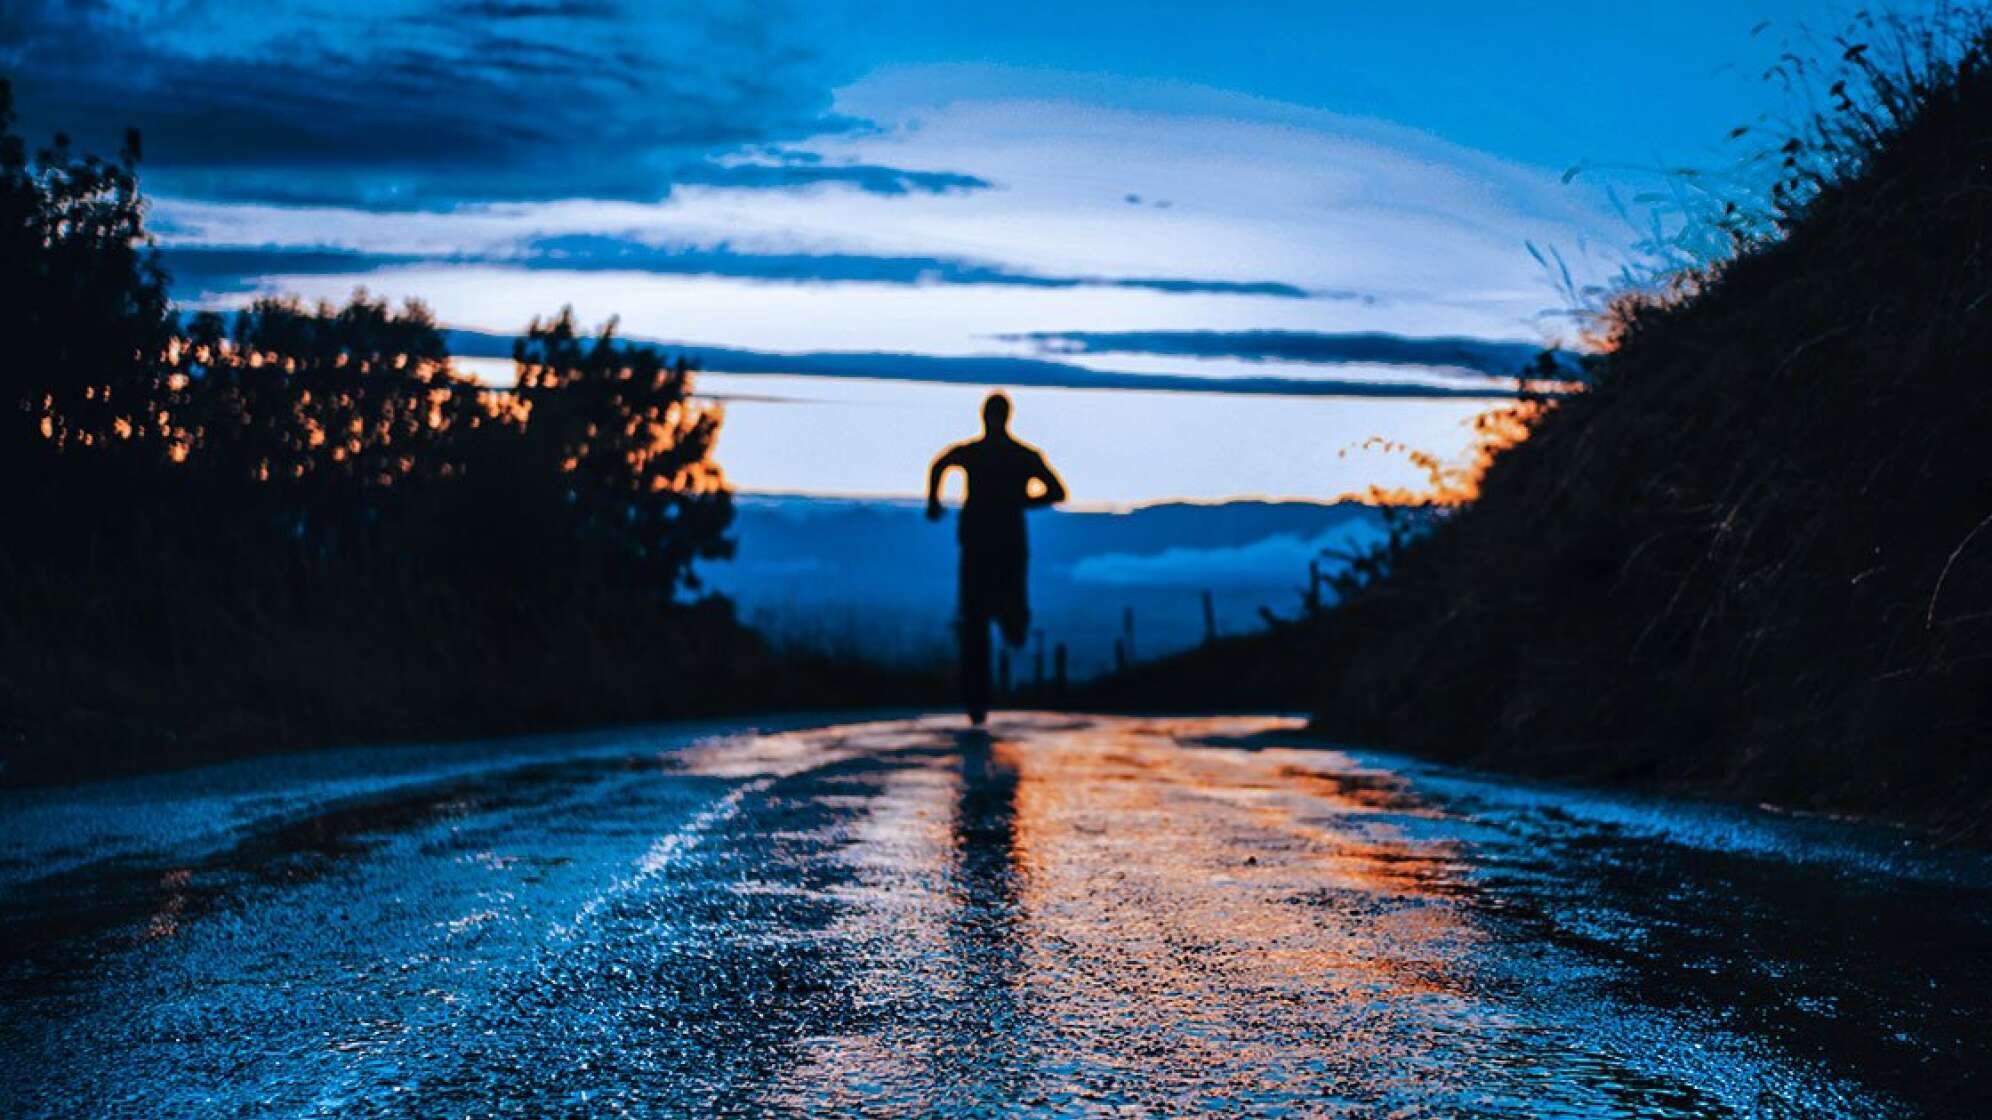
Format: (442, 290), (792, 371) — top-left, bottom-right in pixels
(439, 328), (1552, 401)
(4, 0), (986, 209)
(1000, 330), (1580, 378)
(158, 239), (1327, 300)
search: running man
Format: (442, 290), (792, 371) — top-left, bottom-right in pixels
(926, 391), (1068, 725)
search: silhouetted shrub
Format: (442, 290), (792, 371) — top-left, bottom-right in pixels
(512, 307), (734, 598)
(0, 85), (931, 781)
(0, 78), (171, 470)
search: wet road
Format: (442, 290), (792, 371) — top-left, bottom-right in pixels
(3, 714), (1989, 1118)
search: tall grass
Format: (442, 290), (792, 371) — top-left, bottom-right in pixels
(1097, 7), (1992, 833)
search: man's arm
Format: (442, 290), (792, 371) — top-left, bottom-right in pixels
(1026, 451), (1067, 509)
(926, 445), (963, 521)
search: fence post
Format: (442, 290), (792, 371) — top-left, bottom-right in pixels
(1202, 589), (1216, 645)
(1033, 628), (1046, 695)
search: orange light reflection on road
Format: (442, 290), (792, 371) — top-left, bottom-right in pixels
(997, 717), (1482, 1106)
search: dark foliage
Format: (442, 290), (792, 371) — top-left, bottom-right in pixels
(512, 307), (735, 595)
(0, 79), (171, 479)
(0, 83), (936, 782)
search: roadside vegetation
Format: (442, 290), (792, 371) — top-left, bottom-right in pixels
(1094, 8), (1992, 834)
(0, 81), (939, 783)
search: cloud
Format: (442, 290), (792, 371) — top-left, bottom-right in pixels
(514, 234), (1318, 295)
(1003, 330), (1581, 378)
(157, 246), (425, 294)
(677, 162), (992, 195)
(151, 241), (1549, 398)
(1068, 523), (1387, 588)
(437, 326), (1551, 400)
(156, 237), (1325, 299)
(445, 0), (621, 16)
(1, 0), (986, 209)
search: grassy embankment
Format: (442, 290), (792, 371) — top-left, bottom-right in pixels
(1090, 14), (1992, 835)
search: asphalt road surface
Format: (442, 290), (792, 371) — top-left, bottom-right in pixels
(3, 714), (1989, 1118)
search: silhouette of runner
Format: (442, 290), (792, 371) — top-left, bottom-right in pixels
(927, 391), (1067, 725)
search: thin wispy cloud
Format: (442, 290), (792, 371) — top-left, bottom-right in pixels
(440, 327), (1543, 400)
(679, 162), (992, 195)
(444, 0), (622, 17)
(157, 238), (1328, 300)
(1003, 330), (1578, 377)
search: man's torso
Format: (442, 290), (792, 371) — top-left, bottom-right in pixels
(952, 436), (1043, 547)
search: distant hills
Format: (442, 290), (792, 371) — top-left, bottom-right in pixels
(700, 495), (1384, 676)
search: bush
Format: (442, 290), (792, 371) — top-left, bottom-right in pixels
(0, 81), (929, 782)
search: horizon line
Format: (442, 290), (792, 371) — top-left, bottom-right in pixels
(729, 487), (1380, 513)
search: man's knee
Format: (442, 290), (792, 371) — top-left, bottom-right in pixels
(996, 610), (1030, 647)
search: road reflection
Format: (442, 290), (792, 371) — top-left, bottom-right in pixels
(973, 718), (1490, 1112)
(7, 714), (1973, 1118)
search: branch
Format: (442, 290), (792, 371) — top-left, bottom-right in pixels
(1926, 510), (1992, 628)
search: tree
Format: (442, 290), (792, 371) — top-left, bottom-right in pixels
(511, 308), (734, 599)
(0, 78), (172, 462)
(188, 292), (478, 499)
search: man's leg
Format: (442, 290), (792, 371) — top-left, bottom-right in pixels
(995, 602), (1030, 649)
(995, 548), (1031, 649)
(960, 609), (992, 725)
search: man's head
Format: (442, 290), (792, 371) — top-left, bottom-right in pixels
(982, 391), (1012, 434)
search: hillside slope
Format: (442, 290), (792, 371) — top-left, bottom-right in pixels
(1099, 25), (1992, 830)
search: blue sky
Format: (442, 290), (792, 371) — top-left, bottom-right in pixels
(3, 0), (1879, 502)
(843, 1), (1842, 169)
